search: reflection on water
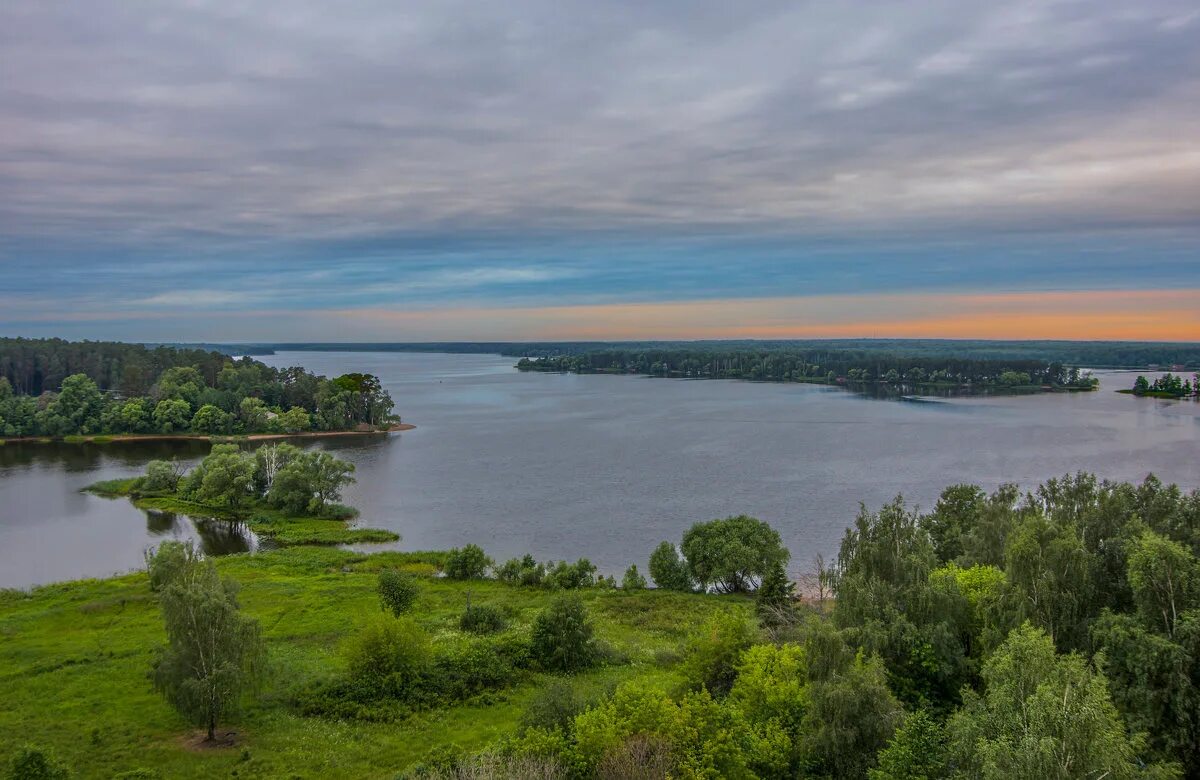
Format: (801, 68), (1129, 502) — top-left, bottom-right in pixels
(143, 509), (257, 556)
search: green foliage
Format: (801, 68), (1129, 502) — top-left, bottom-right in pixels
(1002, 512), (1092, 650)
(8, 746), (69, 780)
(947, 623), (1158, 779)
(520, 680), (586, 733)
(149, 546), (266, 740)
(730, 642), (808, 733)
(444, 545), (492, 580)
(186, 444), (257, 507)
(377, 569), (420, 616)
(801, 653), (903, 779)
(189, 404), (231, 434)
(833, 497), (971, 708)
(343, 616), (432, 685)
(755, 558), (796, 625)
(144, 540), (201, 593)
(680, 611), (757, 695)
(152, 398), (191, 434)
(681, 515), (789, 593)
(868, 709), (947, 780)
(459, 602), (506, 634)
(1128, 531), (1199, 637)
(620, 565), (646, 590)
(1093, 610), (1200, 776)
(530, 596), (597, 673)
(648, 541), (693, 591)
(265, 450), (356, 515)
(496, 555), (546, 586)
(142, 460), (182, 493)
(545, 558), (597, 590)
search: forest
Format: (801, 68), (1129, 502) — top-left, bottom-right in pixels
(516, 348), (1100, 391)
(0, 338), (395, 438)
(193, 339), (1200, 369)
(4, 469), (1200, 778)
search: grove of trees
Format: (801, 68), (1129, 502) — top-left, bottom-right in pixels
(0, 339), (396, 438)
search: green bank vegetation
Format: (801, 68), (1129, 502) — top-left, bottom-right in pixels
(4, 473), (1200, 778)
(517, 347), (1100, 393)
(86, 443), (398, 546)
(0, 338), (397, 440)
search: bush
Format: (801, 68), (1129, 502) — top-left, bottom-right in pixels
(621, 565), (647, 590)
(680, 612), (757, 695)
(545, 558), (597, 590)
(343, 616), (431, 686)
(444, 544), (492, 580)
(9, 746), (69, 780)
(520, 680), (587, 733)
(378, 569), (420, 616)
(429, 639), (524, 700)
(649, 542), (693, 591)
(497, 555), (546, 586)
(531, 596), (598, 673)
(459, 602), (506, 634)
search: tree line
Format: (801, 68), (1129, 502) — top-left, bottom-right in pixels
(0, 339), (395, 438)
(517, 348), (1099, 390)
(1130, 373), (1199, 399)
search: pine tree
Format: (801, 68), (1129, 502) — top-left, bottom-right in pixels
(756, 558), (796, 625)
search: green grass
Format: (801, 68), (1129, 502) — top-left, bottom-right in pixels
(0, 547), (743, 778)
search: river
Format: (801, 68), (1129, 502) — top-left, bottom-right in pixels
(1, 352), (1197, 588)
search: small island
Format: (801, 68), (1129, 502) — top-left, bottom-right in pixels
(88, 442), (399, 546)
(1120, 372), (1200, 399)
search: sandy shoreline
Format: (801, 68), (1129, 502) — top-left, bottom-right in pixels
(0, 423), (415, 445)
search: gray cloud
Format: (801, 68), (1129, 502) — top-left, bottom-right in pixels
(2, 0), (1198, 253)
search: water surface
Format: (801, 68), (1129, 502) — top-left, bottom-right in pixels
(1, 352), (1197, 588)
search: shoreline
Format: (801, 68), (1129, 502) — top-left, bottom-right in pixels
(0, 422), (416, 445)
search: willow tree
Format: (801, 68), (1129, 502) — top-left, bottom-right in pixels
(149, 542), (265, 741)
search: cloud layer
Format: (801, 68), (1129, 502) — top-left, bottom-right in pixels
(2, 0), (1198, 339)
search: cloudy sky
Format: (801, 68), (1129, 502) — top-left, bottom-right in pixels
(2, 0), (1198, 341)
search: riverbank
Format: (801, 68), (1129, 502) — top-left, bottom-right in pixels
(0, 422), (416, 446)
(0, 545), (739, 778)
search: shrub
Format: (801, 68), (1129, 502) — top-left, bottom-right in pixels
(343, 616), (431, 686)
(680, 612), (757, 695)
(531, 596), (598, 673)
(459, 602), (506, 634)
(9, 746), (69, 780)
(545, 558), (597, 590)
(444, 544), (492, 580)
(649, 541), (692, 591)
(497, 555), (546, 586)
(621, 565), (647, 590)
(521, 680), (587, 733)
(429, 639), (523, 700)
(377, 569), (419, 616)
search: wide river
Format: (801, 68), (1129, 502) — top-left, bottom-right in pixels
(2, 352), (1198, 588)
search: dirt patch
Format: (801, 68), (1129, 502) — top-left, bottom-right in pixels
(178, 730), (242, 751)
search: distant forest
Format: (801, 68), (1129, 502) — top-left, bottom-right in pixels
(192, 339), (1200, 369)
(517, 348), (1099, 391)
(0, 337), (394, 438)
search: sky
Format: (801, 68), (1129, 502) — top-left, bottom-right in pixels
(2, 0), (1198, 342)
